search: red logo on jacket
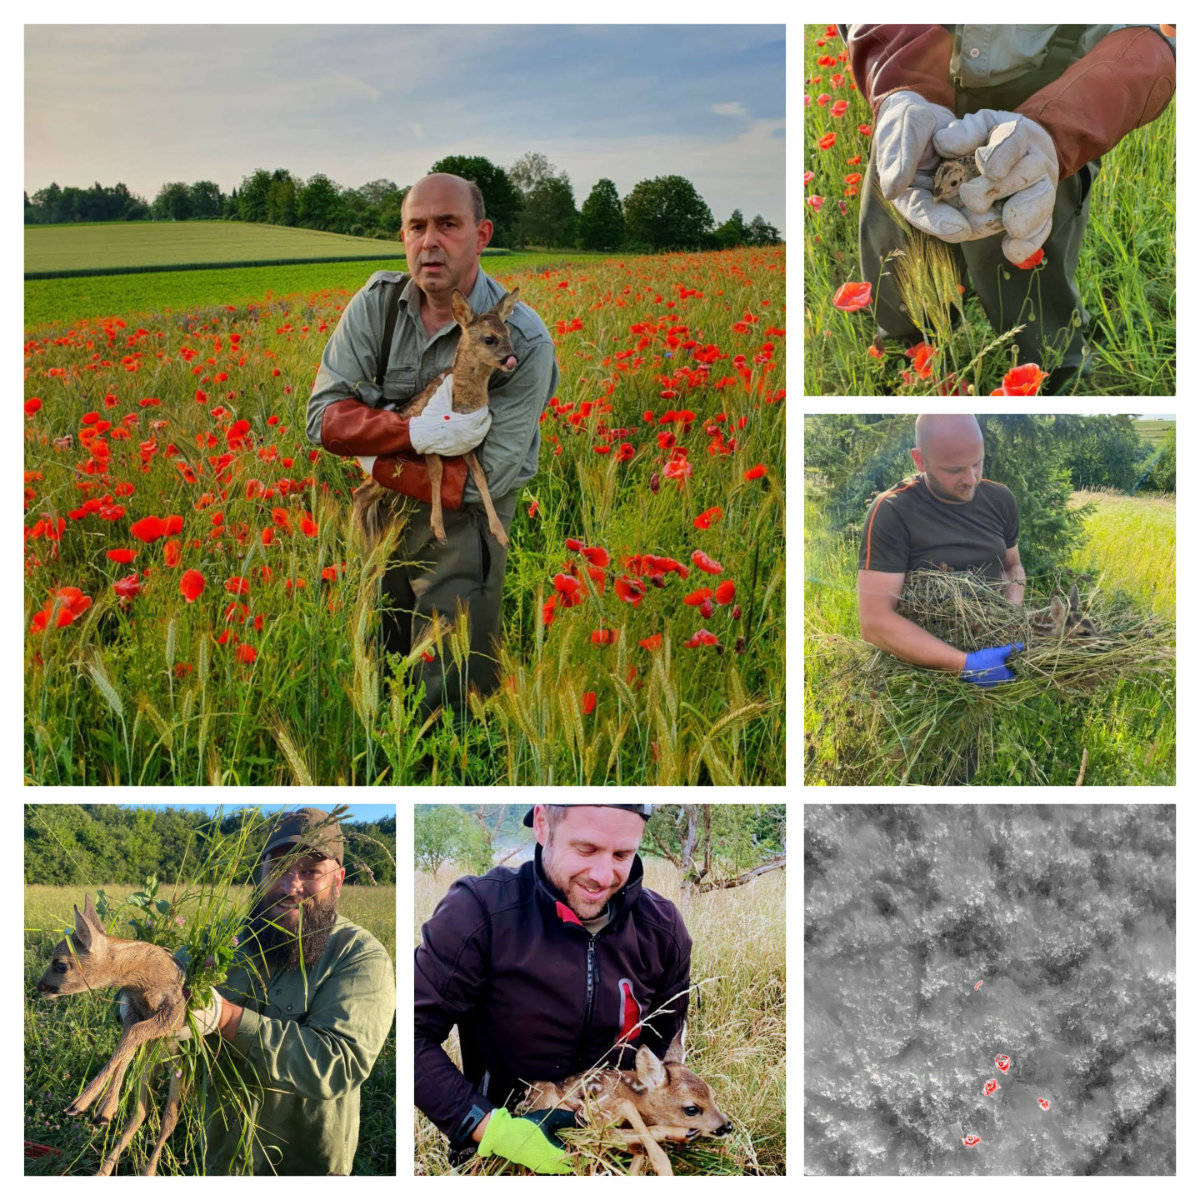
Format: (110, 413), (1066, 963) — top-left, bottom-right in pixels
(618, 978), (642, 1041)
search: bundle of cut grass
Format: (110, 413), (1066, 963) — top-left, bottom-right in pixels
(807, 569), (1174, 785)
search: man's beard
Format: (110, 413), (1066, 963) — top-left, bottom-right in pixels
(244, 891), (338, 974)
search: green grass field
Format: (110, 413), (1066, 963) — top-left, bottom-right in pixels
(1133, 418), (1174, 449)
(25, 220), (408, 274)
(24, 883), (395, 1176)
(24, 248), (608, 332)
(805, 488), (1175, 785)
(414, 859), (785, 1175)
(803, 24), (1176, 395)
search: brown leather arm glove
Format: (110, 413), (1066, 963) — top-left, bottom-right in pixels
(372, 454), (468, 512)
(320, 397), (417, 456)
(1017, 26), (1175, 179)
(846, 24), (955, 114)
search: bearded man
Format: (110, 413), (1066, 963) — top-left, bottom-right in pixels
(201, 808), (395, 1175)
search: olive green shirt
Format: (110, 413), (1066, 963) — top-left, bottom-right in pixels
(305, 266), (558, 505)
(205, 916), (395, 1175)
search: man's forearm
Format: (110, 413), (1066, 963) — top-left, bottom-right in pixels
(1003, 572), (1026, 606)
(861, 609), (968, 672)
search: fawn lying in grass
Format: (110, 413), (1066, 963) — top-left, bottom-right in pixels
(37, 895), (188, 1177)
(353, 287), (519, 550)
(518, 1037), (732, 1176)
(1030, 584), (1099, 638)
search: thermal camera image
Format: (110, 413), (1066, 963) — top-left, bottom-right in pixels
(804, 805), (1175, 1175)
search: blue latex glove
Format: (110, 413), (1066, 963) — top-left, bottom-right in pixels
(962, 643), (1024, 687)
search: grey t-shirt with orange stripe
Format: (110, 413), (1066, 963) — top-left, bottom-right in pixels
(858, 475), (1019, 580)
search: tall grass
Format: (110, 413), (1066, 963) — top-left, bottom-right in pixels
(25, 861), (396, 1177)
(24, 248), (784, 785)
(804, 487), (1175, 785)
(413, 858), (786, 1175)
(803, 23), (1176, 395)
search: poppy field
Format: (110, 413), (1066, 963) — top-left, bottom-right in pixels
(24, 246), (785, 785)
(803, 23), (1176, 395)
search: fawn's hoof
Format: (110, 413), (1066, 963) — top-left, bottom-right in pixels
(490, 526), (509, 549)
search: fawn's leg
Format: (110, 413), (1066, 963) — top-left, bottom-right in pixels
(464, 451), (509, 548)
(143, 1067), (185, 1177)
(96, 1071), (150, 1176)
(425, 454), (447, 543)
(614, 1101), (674, 1177)
(69, 1008), (180, 1119)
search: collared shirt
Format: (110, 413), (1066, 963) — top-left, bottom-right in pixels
(950, 25), (1142, 89)
(306, 266), (558, 504)
(205, 916), (396, 1175)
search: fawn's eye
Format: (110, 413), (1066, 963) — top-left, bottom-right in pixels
(484, 335), (497, 345)
(683, 1105), (701, 1117)
(53, 961), (67, 973)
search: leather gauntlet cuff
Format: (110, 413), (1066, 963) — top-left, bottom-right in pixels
(1017, 26), (1176, 179)
(847, 24), (955, 114)
(372, 453), (469, 512)
(320, 397), (416, 456)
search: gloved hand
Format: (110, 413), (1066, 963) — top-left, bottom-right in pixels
(187, 986), (224, 1037)
(476, 1107), (574, 1175)
(962, 643), (1024, 687)
(408, 374), (492, 457)
(934, 111), (1059, 264)
(876, 91), (1003, 242)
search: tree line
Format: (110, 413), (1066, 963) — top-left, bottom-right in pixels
(24, 805), (396, 886)
(24, 151), (782, 253)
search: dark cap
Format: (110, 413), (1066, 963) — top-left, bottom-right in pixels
(263, 807), (344, 865)
(523, 804), (654, 828)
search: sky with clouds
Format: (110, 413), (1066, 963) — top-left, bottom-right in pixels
(25, 24), (785, 233)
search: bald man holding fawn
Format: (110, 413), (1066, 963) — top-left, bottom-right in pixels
(857, 414), (1027, 689)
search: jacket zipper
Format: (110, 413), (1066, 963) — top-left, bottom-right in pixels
(583, 935), (597, 1029)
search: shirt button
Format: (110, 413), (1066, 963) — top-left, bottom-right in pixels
(968, 47), (980, 58)
(287, 1005), (293, 1011)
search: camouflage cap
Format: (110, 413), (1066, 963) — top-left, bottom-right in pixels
(263, 807), (344, 865)
(523, 804), (654, 828)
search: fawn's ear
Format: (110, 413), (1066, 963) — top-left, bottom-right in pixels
(1068, 584), (1081, 614)
(634, 1044), (669, 1090)
(664, 1027), (686, 1065)
(493, 288), (519, 322)
(450, 290), (473, 329)
(73, 899), (102, 949)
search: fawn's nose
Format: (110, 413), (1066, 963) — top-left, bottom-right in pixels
(713, 1119), (733, 1136)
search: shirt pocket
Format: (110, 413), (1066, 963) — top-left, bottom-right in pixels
(381, 365), (420, 407)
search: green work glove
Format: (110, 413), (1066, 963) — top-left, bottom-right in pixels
(476, 1106), (574, 1175)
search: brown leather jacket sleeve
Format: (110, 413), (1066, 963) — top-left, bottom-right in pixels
(372, 453), (468, 512)
(846, 25), (955, 114)
(319, 397), (416, 456)
(1017, 27), (1176, 179)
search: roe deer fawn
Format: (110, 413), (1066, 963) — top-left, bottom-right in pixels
(1030, 584), (1098, 639)
(353, 287), (519, 550)
(518, 1035), (732, 1176)
(37, 894), (189, 1176)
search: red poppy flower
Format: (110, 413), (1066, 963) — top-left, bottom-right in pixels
(818, 132), (836, 150)
(833, 281), (873, 313)
(130, 515), (169, 543)
(25, 397), (43, 416)
(581, 546), (610, 568)
(807, 195), (825, 213)
(527, 499), (539, 518)
(691, 551), (723, 575)
(235, 643), (258, 664)
(831, 99), (849, 118)
(744, 464), (767, 481)
(683, 587), (713, 607)
(180, 569), (205, 603)
(30, 586), (92, 632)
(580, 690), (597, 715)
(715, 580), (736, 605)
(113, 573), (142, 601)
(683, 628), (719, 648)
(991, 363), (1047, 396)
(565, 537), (584, 551)
(905, 342), (936, 379)
(299, 514), (318, 537)
(1016, 247), (1045, 269)
(552, 573), (584, 607)
(225, 576), (250, 595)
(639, 633), (663, 651)
(614, 575), (646, 607)
(590, 629), (617, 645)
(106, 547), (137, 564)
(163, 539), (181, 568)
(694, 506), (724, 530)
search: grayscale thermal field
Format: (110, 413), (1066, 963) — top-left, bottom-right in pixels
(805, 805), (1175, 1175)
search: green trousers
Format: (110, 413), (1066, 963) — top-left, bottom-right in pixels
(379, 491), (517, 717)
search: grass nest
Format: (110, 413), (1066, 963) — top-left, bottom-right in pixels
(807, 568), (1174, 785)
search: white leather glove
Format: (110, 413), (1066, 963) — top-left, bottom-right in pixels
(876, 91), (1003, 242)
(357, 455), (377, 476)
(934, 110), (1059, 264)
(407, 374), (493, 457)
(188, 987), (224, 1037)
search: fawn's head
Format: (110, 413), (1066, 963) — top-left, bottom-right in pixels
(626, 1044), (733, 1138)
(450, 288), (519, 376)
(38, 894), (113, 998)
(1031, 584), (1098, 639)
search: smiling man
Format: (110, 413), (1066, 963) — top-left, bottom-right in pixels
(306, 172), (558, 716)
(857, 414), (1026, 687)
(202, 808), (395, 1175)
(414, 804), (692, 1174)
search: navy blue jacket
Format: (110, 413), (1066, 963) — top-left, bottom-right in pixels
(414, 846), (692, 1148)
